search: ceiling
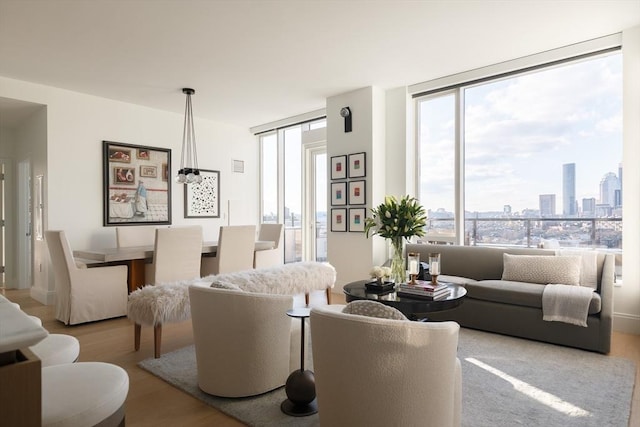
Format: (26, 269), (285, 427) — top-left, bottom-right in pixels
(0, 1), (638, 130)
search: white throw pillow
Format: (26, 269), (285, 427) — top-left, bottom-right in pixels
(342, 300), (407, 320)
(502, 254), (581, 286)
(557, 249), (598, 289)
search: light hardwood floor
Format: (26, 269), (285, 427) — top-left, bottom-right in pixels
(3, 288), (639, 426)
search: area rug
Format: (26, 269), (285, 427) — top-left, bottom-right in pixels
(138, 328), (636, 427)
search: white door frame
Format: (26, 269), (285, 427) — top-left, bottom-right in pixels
(17, 160), (32, 289)
(302, 142), (327, 261)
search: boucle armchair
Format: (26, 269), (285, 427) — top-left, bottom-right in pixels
(189, 285), (300, 397)
(310, 304), (461, 427)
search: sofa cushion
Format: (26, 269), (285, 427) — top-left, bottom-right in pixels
(502, 254), (581, 286)
(342, 300), (408, 320)
(439, 275), (477, 286)
(466, 280), (601, 314)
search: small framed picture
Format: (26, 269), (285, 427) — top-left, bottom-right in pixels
(113, 167), (136, 185)
(349, 208), (366, 232)
(137, 149), (151, 160)
(139, 165), (157, 178)
(331, 182), (347, 206)
(108, 147), (132, 163)
(348, 152), (366, 178)
(185, 169), (220, 218)
(331, 208), (347, 232)
(348, 180), (366, 205)
(331, 155), (347, 180)
(162, 163), (169, 181)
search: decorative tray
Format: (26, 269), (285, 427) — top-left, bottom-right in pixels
(364, 280), (396, 292)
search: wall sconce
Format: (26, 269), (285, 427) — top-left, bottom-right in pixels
(340, 107), (352, 133)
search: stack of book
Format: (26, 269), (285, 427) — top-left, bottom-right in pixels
(397, 280), (451, 300)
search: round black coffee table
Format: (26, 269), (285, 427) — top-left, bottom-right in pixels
(343, 280), (467, 320)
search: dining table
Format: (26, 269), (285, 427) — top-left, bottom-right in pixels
(73, 240), (275, 292)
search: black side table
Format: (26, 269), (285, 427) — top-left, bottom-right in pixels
(281, 307), (317, 416)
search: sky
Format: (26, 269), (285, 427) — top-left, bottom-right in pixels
(419, 51), (622, 214)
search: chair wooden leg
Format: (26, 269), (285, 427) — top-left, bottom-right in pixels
(134, 324), (141, 351)
(154, 324), (162, 358)
(305, 293), (310, 307)
(326, 288), (332, 305)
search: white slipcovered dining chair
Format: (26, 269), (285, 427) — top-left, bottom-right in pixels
(131, 225), (204, 358)
(115, 225), (158, 248)
(45, 230), (128, 325)
(145, 225), (203, 285)
(253, 223), (284, 269)
(310, 304), (462, 427)
(188, 285), (300, 397)
(201, 225), (256, 276)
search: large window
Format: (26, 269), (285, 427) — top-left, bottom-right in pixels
(416, 51), (622, 270)
(259, 119), (326, 263)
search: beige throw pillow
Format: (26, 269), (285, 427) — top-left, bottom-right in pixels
(342, 300), (407, 320)
(502, 254), (581, 286)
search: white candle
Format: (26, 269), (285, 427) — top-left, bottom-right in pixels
(409, 259), (419, 275)
(430, 261), (440, 275)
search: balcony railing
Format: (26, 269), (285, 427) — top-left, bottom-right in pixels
(425, 217), (622, 250)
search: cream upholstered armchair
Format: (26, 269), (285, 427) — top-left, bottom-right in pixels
(45, 230), (128, 325)
(310, 304), (462, 427)
(254, 223), (283, 269)
(188, 285), (300, 397)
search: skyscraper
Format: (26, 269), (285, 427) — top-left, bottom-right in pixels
(582, 198), (596, 217)
(600, 172), (621, 208)
(563, 163), (576, 216)
(539, 194), (556, 217)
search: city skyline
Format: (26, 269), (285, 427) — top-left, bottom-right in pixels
(420, 52), (622, 214)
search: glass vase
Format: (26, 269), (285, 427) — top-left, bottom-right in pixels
(390, 238), (406, 285)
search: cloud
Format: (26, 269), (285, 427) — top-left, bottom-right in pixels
(418, 53), (622, 212)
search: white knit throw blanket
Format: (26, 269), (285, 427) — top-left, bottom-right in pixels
(128, 261), (336, 326)
(542, 284), (594, 327)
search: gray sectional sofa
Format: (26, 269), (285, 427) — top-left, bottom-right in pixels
(405, 243), (615, 353)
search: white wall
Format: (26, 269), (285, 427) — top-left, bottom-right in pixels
(326, 87), (387, 287)
(0, 76), (258, 303)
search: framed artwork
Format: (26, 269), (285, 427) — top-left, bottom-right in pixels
(331, 155), (347, 180)
(331, 208), (347, 232)
(349, 208), (366, 232)
(348, 152), (366, 178)
(185, 169), (220, 218)
(331, 182), (347, 206)
(103, 140), (171, 226)
(139, 165), (157, 178)
(348, 180), (366, 205)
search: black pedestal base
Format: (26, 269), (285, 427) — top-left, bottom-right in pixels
(281, 369), (317, 416)
(280, 398), (318, 416)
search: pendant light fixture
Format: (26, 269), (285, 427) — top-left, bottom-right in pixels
(176, 88), (202, 184)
